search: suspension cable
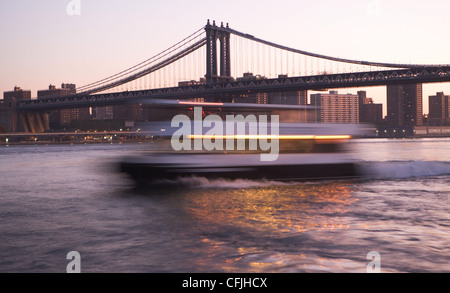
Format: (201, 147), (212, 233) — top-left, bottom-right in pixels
(77, 27), (205, 93)
(225, 26), (447, 69)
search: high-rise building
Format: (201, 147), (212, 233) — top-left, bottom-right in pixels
(299, 90), (308, 105)
(310, 91), (359, 124)
(428, 92), (450, 126)
(358, 91), (383, 124)
(3, 86), (31, 101)
(268, 90), (307, 105)
(93, 106), (114, 120)
(113, 104), (145, 122)
(37, 84), (74, 98)
(386, 83), (423, 126)
(38, 84), (90, 128)
(234, 73), (307, 105)
(1, 86), (32, 132)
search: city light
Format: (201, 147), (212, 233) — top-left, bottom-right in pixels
(178, 101), (224, 106)
(187, 134), (351, 140)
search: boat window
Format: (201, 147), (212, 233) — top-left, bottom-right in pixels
(147, 136), (345, 154)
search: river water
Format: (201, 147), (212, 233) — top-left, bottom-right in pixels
(0, 138), (449, 273)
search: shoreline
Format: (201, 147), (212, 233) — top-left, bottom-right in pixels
(0, 138), (151, 146)
(2, 135), (450, 147)
(0, 140), (149, 146)
(0, 131), (152, 146)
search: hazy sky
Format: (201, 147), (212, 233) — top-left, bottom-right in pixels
(2, 0), (450, 114)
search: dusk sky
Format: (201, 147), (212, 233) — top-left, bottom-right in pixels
(2, 0), (450, 114)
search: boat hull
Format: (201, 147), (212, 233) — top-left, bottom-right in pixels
(119, 153), (359, 185)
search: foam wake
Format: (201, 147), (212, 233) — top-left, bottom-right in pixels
(149, 176), (296, 189)
(358, 160), (450, 179)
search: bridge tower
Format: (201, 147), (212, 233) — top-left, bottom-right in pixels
(205, 20), (231, 84)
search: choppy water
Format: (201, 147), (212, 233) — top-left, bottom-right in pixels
(0, 138), (449, 273)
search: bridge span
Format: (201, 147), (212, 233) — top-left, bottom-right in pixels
(3, 20), (450, 133)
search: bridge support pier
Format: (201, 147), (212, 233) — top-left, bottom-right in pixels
(0, 99), (20, 132)
(19, 112), (50, 133)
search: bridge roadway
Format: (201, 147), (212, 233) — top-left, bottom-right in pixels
(16, 65), (450, 111)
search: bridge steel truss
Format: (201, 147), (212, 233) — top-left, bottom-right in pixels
(16, 65), (450, 112)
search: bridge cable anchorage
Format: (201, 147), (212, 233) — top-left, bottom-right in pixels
(75, 27), (205, 95)
(224, 26), (449, 69)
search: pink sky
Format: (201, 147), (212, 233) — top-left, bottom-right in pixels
(2, 0), (450, 115)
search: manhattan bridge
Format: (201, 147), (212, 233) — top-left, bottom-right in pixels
(9, 20), (450, 133)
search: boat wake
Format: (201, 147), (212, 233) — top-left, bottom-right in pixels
(358, 160), (450, 180)
(148, 176), (297, 189)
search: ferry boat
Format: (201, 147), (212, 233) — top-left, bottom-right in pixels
(118, 111), (365, 185)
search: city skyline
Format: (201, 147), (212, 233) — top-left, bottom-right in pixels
(2, 0), (450, 115)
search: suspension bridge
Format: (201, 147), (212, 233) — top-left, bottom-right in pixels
(6, 20), (450, 132)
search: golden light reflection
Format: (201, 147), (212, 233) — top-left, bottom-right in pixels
(181, 181), (358, 271)
(183, 182), (356, 234)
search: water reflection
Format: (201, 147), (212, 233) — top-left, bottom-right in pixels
(169, 180), (358, 272)
(182, 181), (355, 233)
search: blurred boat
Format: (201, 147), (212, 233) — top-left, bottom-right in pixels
(119, 120), (363, 185)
